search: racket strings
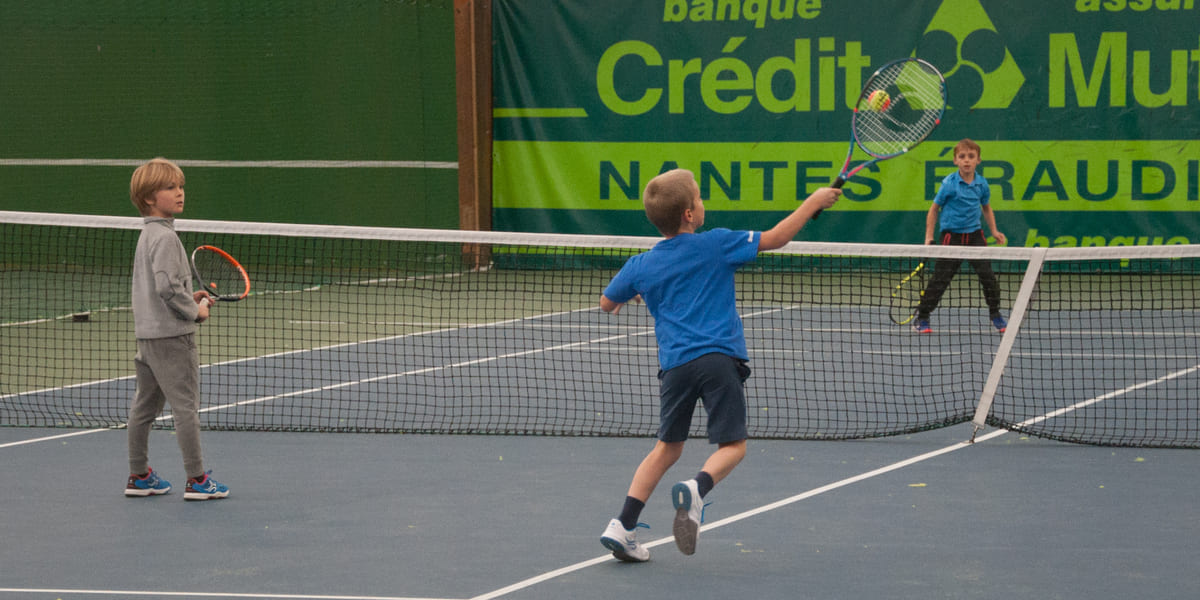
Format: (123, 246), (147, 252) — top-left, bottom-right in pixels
(853, 61), (946, 158)
(194, 249), (249, 299)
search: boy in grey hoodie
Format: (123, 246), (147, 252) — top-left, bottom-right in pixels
(125, 157), (228, 501)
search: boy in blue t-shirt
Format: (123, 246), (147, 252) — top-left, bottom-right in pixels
(598, 168), (841, 561)
(913, 138), (1008, 333)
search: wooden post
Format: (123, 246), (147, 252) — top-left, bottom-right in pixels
(454, 0), (492, 233)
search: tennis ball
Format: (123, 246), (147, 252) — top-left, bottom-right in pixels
(866, 90), (891, 111)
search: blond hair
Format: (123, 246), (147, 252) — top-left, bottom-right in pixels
(954, 138), (981, 157)
(643, 169), (698, 236)
(130, 158), (185, 215)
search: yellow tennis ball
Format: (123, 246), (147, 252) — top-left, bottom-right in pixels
(867, 90), (891, 111)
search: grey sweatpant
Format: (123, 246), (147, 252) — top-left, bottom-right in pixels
(128, 334), (205, 479)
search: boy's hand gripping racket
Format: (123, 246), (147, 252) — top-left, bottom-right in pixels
(813, 58), (947, 219)
(190, 245), (250, 306)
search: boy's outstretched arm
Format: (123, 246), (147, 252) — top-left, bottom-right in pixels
(600, 294), (641, 314)
(758, 187), (842, 251)
(600, 294), (622, 313)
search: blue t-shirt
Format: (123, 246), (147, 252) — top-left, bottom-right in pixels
(603, 228), (760, 371)
(934, 171), (990, 234)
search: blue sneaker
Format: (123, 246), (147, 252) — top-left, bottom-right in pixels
(184, 471), (230, 501)
(125, 467), (171, 497)
(991, 315), (1007, 332)
(912, 318), (932, 333)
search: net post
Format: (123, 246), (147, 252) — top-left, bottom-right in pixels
(970, 247), (1048, 442)
(461, 242), (492, 271)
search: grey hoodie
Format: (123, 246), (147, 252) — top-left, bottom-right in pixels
(131, 217), (199, 339)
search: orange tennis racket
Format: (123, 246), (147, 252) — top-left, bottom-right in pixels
(190, 245), (250, 304)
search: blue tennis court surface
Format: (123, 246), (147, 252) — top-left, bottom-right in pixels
(4, 299), (1199, 598)
(3, 423), (1198, 599)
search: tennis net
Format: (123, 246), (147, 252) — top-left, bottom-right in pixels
(3, 211), (1198, 447)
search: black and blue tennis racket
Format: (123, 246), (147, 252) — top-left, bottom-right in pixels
(813, 58), (947, 219)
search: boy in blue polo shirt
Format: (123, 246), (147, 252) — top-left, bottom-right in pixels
(913, 138), (1008, 333)
(597, 168), (841, 561)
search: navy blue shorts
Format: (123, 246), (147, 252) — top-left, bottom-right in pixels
(657, 353), (750, 444)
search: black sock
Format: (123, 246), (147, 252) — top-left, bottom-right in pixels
(696, 471), (715, 498)
(618, 496), (645, 530)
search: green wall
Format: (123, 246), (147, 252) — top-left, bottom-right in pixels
(0, 0), (458, 228)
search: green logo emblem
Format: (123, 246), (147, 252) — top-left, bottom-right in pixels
(917, 0), (1025, 109)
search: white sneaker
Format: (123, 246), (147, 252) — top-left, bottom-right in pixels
(600, 518), (650, 562)
(671, 479), (704, 555)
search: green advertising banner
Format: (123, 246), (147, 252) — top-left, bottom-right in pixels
(491, 0), (1200, 245)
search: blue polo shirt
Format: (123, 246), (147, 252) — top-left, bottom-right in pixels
(603, 228), (760, 371)
(934, 171), (991, 234)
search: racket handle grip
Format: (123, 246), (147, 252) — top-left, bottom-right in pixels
(812, 177), (848, 220)
(199, 296), (211, 308)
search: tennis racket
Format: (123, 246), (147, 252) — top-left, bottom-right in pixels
(888, 259), (927, 325)
(813, 58), (947, 219)
(190, 245), (250, 305)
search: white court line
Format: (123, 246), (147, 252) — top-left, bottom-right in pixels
(0, 428), (111, 449)
(0, 429), (1005, 600)
(181, 329), (655, 418)
(4, 366), (1195, 599)
(467, 364), (1200, 600)
(0, 589), (456, 600)
(467, 429), (1005, 600)
(0, 158), (458, 169)
(1, 308), (653, 448)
